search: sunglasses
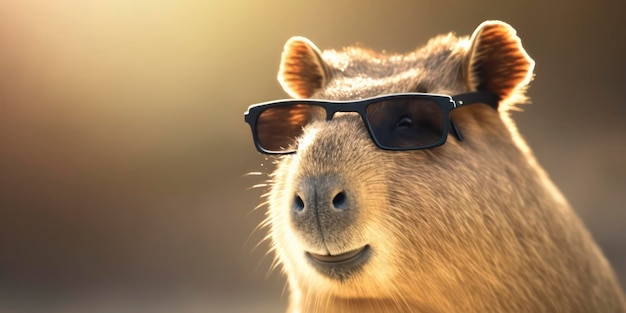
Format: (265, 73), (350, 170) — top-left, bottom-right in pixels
(244, 91), (499, 154)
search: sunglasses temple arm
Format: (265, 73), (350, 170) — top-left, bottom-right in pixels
(453, 91), (500, 110)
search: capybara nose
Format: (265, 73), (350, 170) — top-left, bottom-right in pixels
(291, 175), (355, 245)
(293, 189), (348, 213)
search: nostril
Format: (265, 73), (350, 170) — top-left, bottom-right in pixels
(332, 191), (347, 209)
(294, 194), (305, 212)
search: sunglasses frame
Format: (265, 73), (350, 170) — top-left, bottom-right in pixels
(244, 91), (499, 155)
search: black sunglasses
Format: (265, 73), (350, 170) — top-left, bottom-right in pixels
(244, 91), (498, 154)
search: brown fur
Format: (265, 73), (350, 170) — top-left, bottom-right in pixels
(259, 21), (625, 312)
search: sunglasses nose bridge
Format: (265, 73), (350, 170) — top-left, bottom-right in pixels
(324, 101), (368, 120)
(324, 106), (349, 121)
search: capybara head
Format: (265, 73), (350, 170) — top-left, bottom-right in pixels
(244, 21), (625, 312)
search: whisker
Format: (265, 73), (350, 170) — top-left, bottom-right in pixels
(280, 278), (290, 300)
(246, 200), (269, 217)
(246, 183), (268, 190)
(251, 232), (274, 253)
(242, 171), (265, 177)
(266, 255), (282, 279)
(253, 246), (276, 275)
(246, 214), (272, 248)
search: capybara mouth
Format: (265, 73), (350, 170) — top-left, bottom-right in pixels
(305, 245), (371, 280)
(307, 246), (369, 263)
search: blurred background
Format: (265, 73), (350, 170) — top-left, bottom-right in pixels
(0, 0), (624, 312)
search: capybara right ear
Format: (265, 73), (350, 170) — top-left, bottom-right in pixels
(463, 21), (535, 108)
(278, 37), (331, 99)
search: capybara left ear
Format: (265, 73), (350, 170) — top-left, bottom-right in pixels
(278, 37), (331, 99)
(463, 21), (535, 108)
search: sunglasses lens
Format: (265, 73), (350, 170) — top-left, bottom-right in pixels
(365, 98), (445, 149)
(256, 104), (325, 153)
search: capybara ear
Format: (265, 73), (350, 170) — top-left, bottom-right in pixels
(278, 37), (331, 98)
(463, 21), (535, 108)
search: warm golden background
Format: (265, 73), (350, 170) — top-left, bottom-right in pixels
(0, 0), (624, 312)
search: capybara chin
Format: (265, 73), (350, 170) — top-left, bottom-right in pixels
(245, 20), (626, 312)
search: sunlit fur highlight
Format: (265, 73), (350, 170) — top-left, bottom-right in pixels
(254, 20), (626, 312)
